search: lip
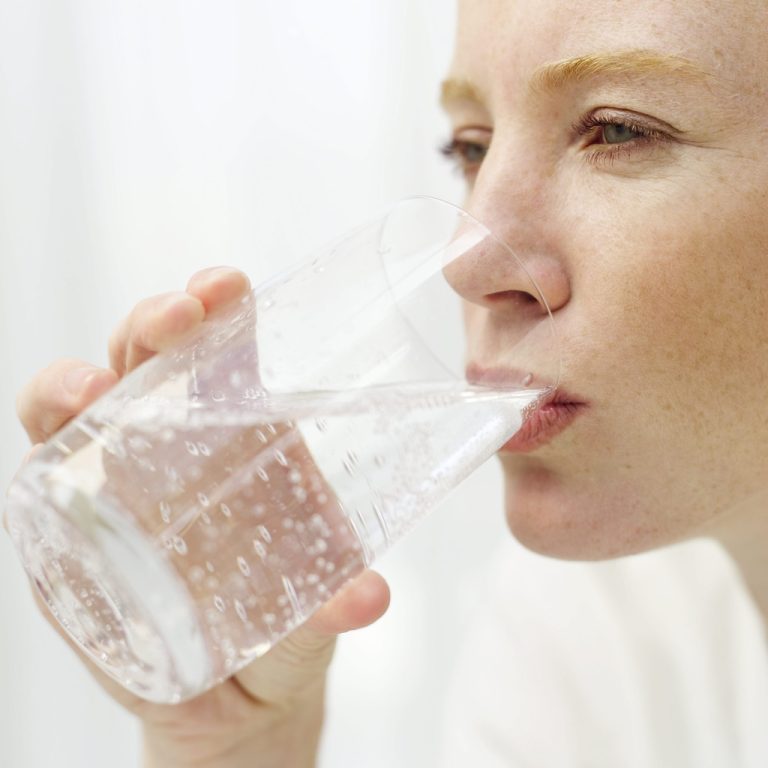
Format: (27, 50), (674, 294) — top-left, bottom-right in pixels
(500, 400), (586, 453)
(465, 363), (588, 453)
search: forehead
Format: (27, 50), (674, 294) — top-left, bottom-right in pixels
(451, 0), (766, 100)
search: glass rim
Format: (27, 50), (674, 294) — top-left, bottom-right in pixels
(380, 194), (562, 393)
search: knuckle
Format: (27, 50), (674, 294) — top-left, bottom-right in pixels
(15, 360), (68, 423)
(274, 629), (337, 672)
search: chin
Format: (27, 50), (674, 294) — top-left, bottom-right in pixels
(502, 463), (681, 562)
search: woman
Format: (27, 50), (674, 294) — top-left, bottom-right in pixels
(12, 0), (768, 764)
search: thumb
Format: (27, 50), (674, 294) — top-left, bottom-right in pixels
(233, 569), (389, 707)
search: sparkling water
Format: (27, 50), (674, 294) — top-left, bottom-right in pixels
(6, 382), (544, 703)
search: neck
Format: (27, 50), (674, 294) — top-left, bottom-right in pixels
(706, 489), (768, 625)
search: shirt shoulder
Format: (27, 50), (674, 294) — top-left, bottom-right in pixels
(439, 538), (768, 768)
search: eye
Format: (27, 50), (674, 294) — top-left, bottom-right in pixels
(438, 136), (489, 178)
(601, 123), (643, 144)
(574, 110), (672, 166)
(578, 115), (657, 146)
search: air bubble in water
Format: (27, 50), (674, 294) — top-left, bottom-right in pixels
(253, 540), (266, 558)
(198, 442), (211, 457)
(522, 372), (534, 386)
(288, 469), (302, 484)
(220, 503), (232, 518)
(185, 441), (199, 456)
(229, 370), (243, 388)
(315, 418), (328, 433)
(374, 454), (386, 467)
(346, 450), (359, 466)
(256, 430), (268, 444)
(237, 556), (251, 576)
(211, 391), (226, 402)
(189, 566), (205, 583)
(292, 486), (307, 503)
(128, 435), (151, 453)
(159, 501), (171, 524)
(266, 424), (277, 436)
(201, 511), (212, 525)
(256, 467), (269, 482)
(257, 525), (272, 543)
(253, 503), (266, 517)
(234, 599), (247, 622)
(213, 595), (225, 612)
(172, 536), (188, 555)
(197, 492), (210, 507)
(274, 449), (288, 466)
(205, 561), (216, 572)
(342, 459), (354, 476)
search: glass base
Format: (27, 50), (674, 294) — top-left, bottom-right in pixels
(6, 479), (211, 703)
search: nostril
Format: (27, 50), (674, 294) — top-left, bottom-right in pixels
(486, 289), (538, 305)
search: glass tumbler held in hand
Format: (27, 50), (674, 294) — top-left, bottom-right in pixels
(5, 196), (561, 703)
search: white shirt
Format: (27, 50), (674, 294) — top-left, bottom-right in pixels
(439, 537), (768, 768)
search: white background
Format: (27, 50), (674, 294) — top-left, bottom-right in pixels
(0, 2), (511, 766)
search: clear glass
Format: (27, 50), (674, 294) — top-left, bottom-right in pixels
(5, 196), (560, 703)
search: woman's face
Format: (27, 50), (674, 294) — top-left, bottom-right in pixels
(443, 0), (768, 559)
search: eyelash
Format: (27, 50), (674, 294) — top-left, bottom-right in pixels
(439, 138), (488, 177)
(574, 113), (667, 167)
(439, 114), (668, 175)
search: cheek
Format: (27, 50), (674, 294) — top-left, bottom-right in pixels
(504, 168), (768, 559)
(572, 163), (768, 439)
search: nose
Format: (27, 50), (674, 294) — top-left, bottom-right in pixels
(444, 167), (571, 320)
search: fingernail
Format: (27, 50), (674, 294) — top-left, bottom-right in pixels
(205, 266), (239, 283)
(62, 367), (98, 396)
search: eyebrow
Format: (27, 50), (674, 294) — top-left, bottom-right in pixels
(440, 77), (489, 110)
(439, 49), (711, 109)
(531, 49), (711, 93)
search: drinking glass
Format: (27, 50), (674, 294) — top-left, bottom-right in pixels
(5, 196), (560, 703)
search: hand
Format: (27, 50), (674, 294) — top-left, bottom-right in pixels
(12, 267), (391, 767)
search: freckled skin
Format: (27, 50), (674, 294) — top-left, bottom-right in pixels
(447, 0), (768, 559)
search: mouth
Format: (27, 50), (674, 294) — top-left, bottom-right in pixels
(465, 362), (588, 454)
(500, 398), (586, 453)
